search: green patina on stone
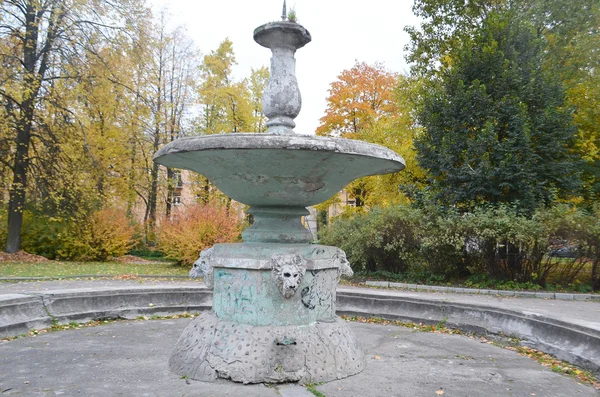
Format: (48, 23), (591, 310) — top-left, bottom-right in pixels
(212, 267), (337, 326)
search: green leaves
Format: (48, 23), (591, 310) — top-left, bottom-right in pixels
(414, 10), (579, 212)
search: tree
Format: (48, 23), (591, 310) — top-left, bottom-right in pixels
(248, 66), (269, 132)
(414, 11), (580, 212)
(0, 0), (148, 252)
(316, 62), (398, 137)
(317, 62), (425, 209)
(535, 0), (600, 206)
(197, 38), (253, 135)
(405, 0), (600, 206)
(405, 0), (501, 78)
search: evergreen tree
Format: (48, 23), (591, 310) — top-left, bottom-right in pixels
(415, 12), (580, 212)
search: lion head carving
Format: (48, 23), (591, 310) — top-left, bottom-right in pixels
(190, 247), (214, 289)
(333, 250), (353, 280)
(271, 253), (306, 299)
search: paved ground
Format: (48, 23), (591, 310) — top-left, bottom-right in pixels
(0, 318), (597, 397)
(0, 279), (598, 396)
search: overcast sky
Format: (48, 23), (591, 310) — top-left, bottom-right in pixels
(148, 0), (421, 135)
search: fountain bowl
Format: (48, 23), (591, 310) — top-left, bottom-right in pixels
(152, 133), (405, 208)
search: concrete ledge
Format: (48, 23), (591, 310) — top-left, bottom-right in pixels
(366, 281), (600, 301)
(0, 294), (53, 336)
(337, 289), (600, 375)
(0, 286), (211, 338)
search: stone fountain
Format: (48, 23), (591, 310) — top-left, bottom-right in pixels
(153, 11), (405, 385)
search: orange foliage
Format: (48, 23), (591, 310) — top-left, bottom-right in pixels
(316, 61), (399, 137)
(157, 203), (243, 265)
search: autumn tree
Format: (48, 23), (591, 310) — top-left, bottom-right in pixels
(134, 14), (199, 238)
(248, 66), (269, 133)
(197, 38), (253, 135)
(317, 62), (425, 209)
(0, 0), (149, 252)
(316, 62), (398, 138)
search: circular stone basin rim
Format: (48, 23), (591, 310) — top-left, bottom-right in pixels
(153, 133), (406, 163)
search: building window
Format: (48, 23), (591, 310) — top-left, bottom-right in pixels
(173, 194), (182, 206)
(173, 171), (183, 188)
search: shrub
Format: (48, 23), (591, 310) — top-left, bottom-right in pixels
(18, 207), (137, 261)
(63, 207), (138, 261)
(157, 203), (243, 265)
(320, 202), (600, 290)
(319, 206), (421, 273)
(419, 206), (467, 278)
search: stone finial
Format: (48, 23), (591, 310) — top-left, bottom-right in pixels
(281, 0), (287, 20)
(254, 22), (311, 134)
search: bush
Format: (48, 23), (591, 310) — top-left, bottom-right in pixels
(319, 203), (600, 291)
(157, 202), (243, 265)
(60, 207), (137, 261)
(19, 207), (137, 261)
(419, 206), (467, 278)
(319, 206), (421, 273)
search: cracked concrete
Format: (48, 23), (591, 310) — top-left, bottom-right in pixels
(0, 318), (597, 396)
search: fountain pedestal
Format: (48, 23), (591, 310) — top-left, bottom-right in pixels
(169, 244), (363, 383)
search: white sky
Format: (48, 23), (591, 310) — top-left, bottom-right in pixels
(148, 0), (421, 135)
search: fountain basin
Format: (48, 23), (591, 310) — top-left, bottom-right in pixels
(153, 133), (405, 208)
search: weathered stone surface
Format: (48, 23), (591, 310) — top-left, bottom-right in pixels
(0, 294), (51, 337)
(41, 286), (212, 323)
(196, 244), (350, 327)
(1, 318), (597, 396)
(212, 267), (338, 326)
(152, 134), (405, 209)
(169, 311), (364, 384)
(206, 243), (353, 270)
(253, 21), (311, 135)
(337, 287), (600, 374)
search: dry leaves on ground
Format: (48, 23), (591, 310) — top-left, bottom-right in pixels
(0, 250), (49, 263)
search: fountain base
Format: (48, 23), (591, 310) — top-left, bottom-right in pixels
(169, 311), (364, 383)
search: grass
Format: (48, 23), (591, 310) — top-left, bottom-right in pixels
(304, 384), (326, 397)
(0, 260), (189, 278)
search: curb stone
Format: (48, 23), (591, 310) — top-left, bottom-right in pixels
(362, 281), (599, 301)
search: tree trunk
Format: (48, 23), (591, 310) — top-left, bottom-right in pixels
(147, 138), (160, 236)
(592, 258), (600, 292)
(6, 116), (32, 252)
(5, 2), (40, 253)
(165, 168), (174, 217)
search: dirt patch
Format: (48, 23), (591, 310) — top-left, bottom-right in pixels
(0, 250), (50, 263)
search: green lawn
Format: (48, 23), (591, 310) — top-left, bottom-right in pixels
(0, 260), (190, 278)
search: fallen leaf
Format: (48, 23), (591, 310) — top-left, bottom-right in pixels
(435, 389), (444, 395)
(373, 355), (381, 360)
